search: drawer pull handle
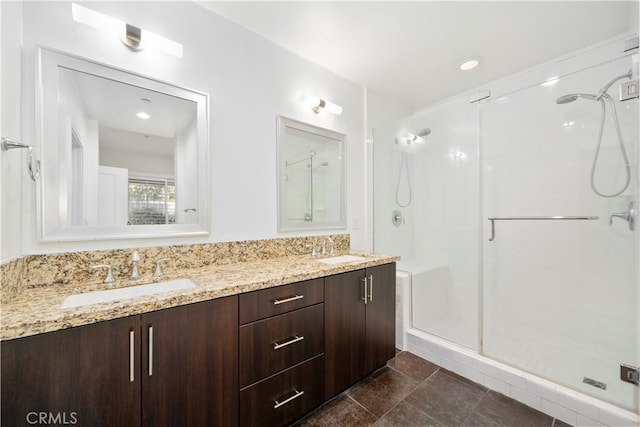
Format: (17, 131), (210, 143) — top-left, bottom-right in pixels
(273, 389), (305, 409)
(129, 330), (135, 382)
(368, 274), (374, 301)
(273, 294), (304, 305)
(273, 335), (305, 350)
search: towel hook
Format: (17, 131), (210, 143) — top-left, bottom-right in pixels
(1, 136), (40, 181)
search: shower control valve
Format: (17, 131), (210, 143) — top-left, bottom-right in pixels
(392, 210), (405, 227)
(609, 202), (636, 231)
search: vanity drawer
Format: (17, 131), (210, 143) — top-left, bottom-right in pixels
(239, 304), (324, 387)
(239, 278), (324, 325)
(240, 355), (324, 427)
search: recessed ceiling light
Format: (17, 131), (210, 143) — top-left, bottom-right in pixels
(460, 58), (480, 71)
(136, 111), (150, 119)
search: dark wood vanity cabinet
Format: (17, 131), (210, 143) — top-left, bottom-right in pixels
(141, 296), (239, 426)
(2, 263), (396, 427)
(1, 296), (238, 427)
(1, 315), (142, 426)
(239, 278), (325, 427)
(324, 263), (396, 400)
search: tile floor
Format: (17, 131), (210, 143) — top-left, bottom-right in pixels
(295, 351), (573, 427)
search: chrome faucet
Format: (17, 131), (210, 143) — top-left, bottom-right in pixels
(131, 251), (141, 280)
(90, 264), (115, 283)
(306, 243), (318, 257)
(154, 259), (170, 277)
(321, 237), (335, 256)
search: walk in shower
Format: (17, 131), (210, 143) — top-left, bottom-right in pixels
(373, 34), (639, 423)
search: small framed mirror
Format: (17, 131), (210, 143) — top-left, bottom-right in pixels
(37, 47), (210, 241)
(277, 116), (346, 231)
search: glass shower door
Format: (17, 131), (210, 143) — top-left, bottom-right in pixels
(481, 54), (639, 411)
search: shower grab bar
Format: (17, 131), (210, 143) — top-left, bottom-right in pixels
(488, 216), (599, 241)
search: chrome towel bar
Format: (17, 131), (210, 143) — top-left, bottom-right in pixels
(488, 216), (599, 241)
(1, 136), (40, 181)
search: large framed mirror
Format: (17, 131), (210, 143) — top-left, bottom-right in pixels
(277, 116), (346, 231)
(37, 47), (209, 241)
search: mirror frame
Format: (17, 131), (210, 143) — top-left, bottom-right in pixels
(36, 46), (210, 241)
(276, 115), (346, 232)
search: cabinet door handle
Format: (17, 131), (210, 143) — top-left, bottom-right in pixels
(361, 277), (368, 305)
(368, 274), (374, 301)
(129, 330), (135, 382)
(273, 335), (304, 350)
(148, 326), (154, 377)
(273, 294), (304, 305)
(273, 389), (305, 409)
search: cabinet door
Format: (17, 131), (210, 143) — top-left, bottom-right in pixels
(364, 263), (397, 374)
(78, 316), (142, 426)
(141, 296), (239, 427)
(324, 269), (367, 399)
(1, 328), (81, 426)
(1, 316), (141, 427)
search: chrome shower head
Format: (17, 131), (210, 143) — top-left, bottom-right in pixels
(417, 128), (432, 137)
(556, 93), (598, 104)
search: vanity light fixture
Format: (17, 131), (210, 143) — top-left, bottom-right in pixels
(296, 91), (343, 115)
(459, 58), (480, 71)
(71, 3), (183, 58)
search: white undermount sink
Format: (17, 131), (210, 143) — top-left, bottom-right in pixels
(316, 255), (367, 264)
(61, 278), (196, 309)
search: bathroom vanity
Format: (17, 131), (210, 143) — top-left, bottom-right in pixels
(1, 253), (396, 427)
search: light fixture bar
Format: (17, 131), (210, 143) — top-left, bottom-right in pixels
(71, 3), (183, 58)
(296, 91), (343, 115)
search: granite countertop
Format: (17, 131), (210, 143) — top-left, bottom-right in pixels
(1, 251), (399, 341)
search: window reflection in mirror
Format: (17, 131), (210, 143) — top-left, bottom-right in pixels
(277, 116), (346, 231)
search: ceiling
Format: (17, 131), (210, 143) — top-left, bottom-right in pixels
(67, 67), (196, 156)
(198, 1), (635, 111)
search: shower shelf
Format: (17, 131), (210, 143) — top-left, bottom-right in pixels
(487, 216), (599, 241)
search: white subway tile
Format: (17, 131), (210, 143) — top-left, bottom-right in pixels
(598, 409), (640, 427)
(541, 399), (578, 426)
(509, 385), (542, 410)
(575, 414), (604, 427)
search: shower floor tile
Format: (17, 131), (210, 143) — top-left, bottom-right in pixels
(294, 351), (570, 427)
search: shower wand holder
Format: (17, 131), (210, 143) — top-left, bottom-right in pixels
(619, 79), (639, 102)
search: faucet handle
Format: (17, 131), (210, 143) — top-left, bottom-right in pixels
(90, 264), (115, 283)
(154, 259), (171, 277)
(306, 244), (317, 257)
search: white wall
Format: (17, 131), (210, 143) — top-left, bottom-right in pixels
(175, 120), (198, 224)
(1, 1), (366, 258)
(365, 88), (413, 251)
(1, 2), (23, 261)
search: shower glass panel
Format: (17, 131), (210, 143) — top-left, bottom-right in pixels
(373, 97), (481, 350)
(481, 55), (639, 410)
